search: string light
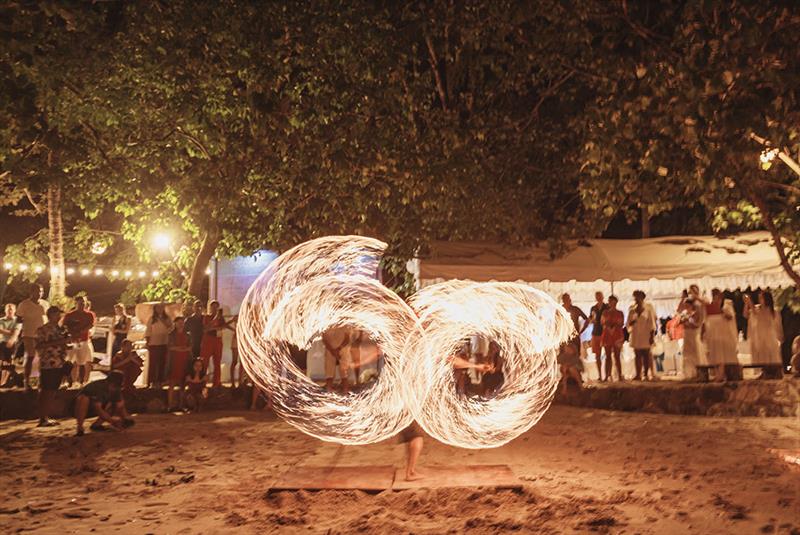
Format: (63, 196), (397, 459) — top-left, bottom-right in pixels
(80, 268), (91, 276)
(759, 147), (779, 170)
(94, 268), (104, 276)
(138, 270), (146, 278)
(205, 267), (212, 275)
(3, 263), (12, 270)
(34, 265), (44, 273)
(66, 267), (76, 275)
(151, 270), (160, 277)
(124, 270), (133, 278)
(19, 264), (28, 272)
(111, 269), (120, 277)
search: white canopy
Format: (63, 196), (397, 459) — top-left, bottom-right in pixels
(411, 231), (795, 317)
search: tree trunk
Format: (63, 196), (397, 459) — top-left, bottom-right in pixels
(641, 205), (651, 238)
(750, 192), (800, 287)
(187, 228), (220, 298)
(47, 184), (66, 301)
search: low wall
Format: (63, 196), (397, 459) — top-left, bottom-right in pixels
(2, 378), (798, 421)
(0, 385), (256, 421)
(554, 378), (800, 417)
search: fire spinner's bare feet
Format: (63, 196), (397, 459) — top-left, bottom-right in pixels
(405, 470), (425, 481)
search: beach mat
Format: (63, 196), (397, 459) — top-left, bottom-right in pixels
(268, 464), (521, 491)
(392, 464), (521, 490)
(269, 465), (396, 491)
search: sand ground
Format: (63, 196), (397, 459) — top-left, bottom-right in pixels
(0, 405), (798, 534)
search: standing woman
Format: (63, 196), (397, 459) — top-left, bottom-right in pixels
(145, 303), (173, 388)
(600, 295), (625, 381)
(679, 299), (703, 380)
(744, 291), (783, 375)
(111, 303), (131, 357)
(627, 291), (658, 380)
(201, 301), (226, 388)
(703, 289), (738, 382)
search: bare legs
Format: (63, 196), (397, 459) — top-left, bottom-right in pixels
(38, 389), (56, 425)
(167, 381), (184, 411)
(605, 345), (623, 381)
(405, 436), (424, 481)
(75, 395), (89, 434)
(559, 364), (582, 394)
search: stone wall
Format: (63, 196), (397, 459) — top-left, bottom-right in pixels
(555, 378), (800, 417)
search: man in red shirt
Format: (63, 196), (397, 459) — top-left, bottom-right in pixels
(63, 296), (96, 386)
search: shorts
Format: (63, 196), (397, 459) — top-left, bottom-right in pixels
(40, 368), (63, 391)
(398, 421), (424, 443)
(69, 340), (93, 365)
(23, 337), (37, 360)
(324, 349), (351, 379)
(557, 340), (581, 367)
(591, 335), (603, 357)
(0, 343), (13, 363)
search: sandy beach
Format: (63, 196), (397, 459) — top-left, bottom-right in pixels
(0, 405), (797, 534)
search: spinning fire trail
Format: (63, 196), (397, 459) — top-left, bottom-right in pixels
(237, 236), (573, 448)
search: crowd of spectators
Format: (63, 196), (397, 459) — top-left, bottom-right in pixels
(1, 282), (798, 429)
(557, 285), (796, 392)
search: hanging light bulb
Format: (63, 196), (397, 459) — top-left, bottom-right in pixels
(66, 267), (76, 275)
(111, 269), (120, 277)
(138, 270), (146, 278)
(3, 262), (13, 270)
(91, 241), (107, 255)
(34, 265), (44, 273)
(124, 270), (133, 278)
(760, 147), (779, 170)
(94, 268), (104, 276)
(19, 264), (28, 272)
(80, 268), (90, 276)
(151, 270), (160, 277)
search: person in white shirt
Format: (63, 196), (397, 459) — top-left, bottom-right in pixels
(16, 284), (49, 390)
(627, 290), (658, 381)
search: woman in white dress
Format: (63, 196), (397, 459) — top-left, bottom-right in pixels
(703, 289), (738, 381)
(744, 291), (783, 365)
(679, 298), (703, 380)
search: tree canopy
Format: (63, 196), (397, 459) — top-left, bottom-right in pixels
(1, 0), (797, 302)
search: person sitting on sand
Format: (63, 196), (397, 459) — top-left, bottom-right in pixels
(75, 370), (134, 436)
(111, 339), (143, 391)
(185, 358), (208, 412)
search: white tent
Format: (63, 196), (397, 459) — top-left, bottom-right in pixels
(409, 231), (795, 317)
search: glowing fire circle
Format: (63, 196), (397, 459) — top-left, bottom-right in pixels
(238, 236), (574, 448)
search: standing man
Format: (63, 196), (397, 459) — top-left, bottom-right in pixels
(184, 300), (205, 362)
(627, 290), (657, 380)
(587, 292), (609, 381)
(35, 306), (69, 427)
(63, 296), (96, 386)
(16, 284), (49, 391)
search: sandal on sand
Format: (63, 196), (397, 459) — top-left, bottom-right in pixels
(90, 423), (109, 432)
(37, 419), (60, 428)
